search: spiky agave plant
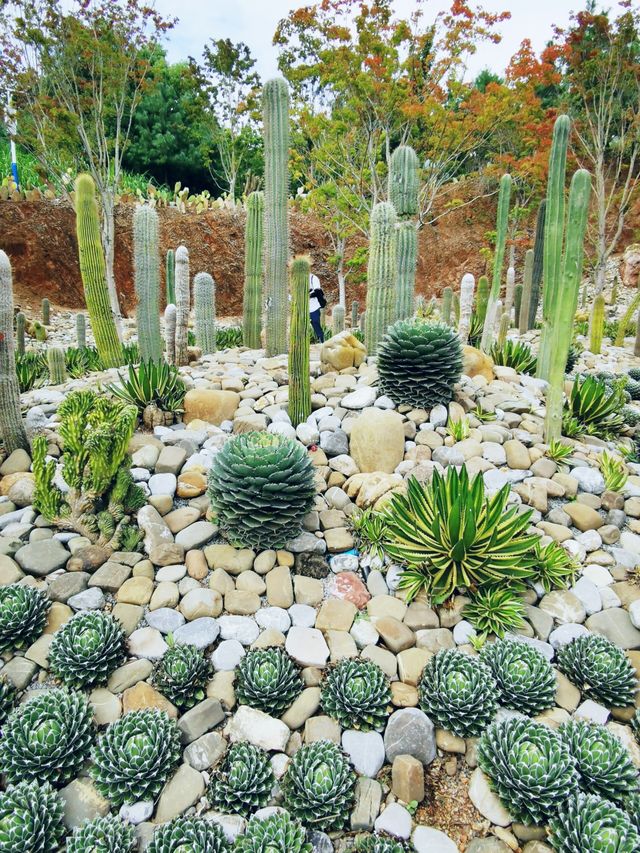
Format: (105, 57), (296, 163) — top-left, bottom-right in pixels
(207, 742), (275, 816)
(147, 817), (232, 853)
(107, 359), (186, 415)
(151, 642), (212, 710)
(549, 792), (640, 853)
(66, 816), (136, 853)
(463, 587), (526, 640)
(563, 374), (626, 438)
(48, 611), (126, 690)
(479, 638), (556, 716)
(533, 540), (579, 593)
(383, 468), (537, 604)
(0, 780), (66, 853)
(235, 648), (304, 717)
(556, 634), (637, 708)
(489, 339), (537, 374)
(599, 450), (629, 492)
(235, 811), (312, 853)
(0, 584), (51, 653)
(348, 508), (390, 563)
(321, 658), (392, 732)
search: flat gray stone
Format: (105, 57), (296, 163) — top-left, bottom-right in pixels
(585, 608), (640, 649)
(175, 521), (217, 550)
(178, 699), (225, 743)
(173, 617), (220, 649)
(383, 708), (436, 766)
(14, 539), (69, 575)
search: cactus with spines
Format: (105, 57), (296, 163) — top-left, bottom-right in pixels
(41, 297), (50, 325)
(519, 249), (534, 333)
(174, 245), (190, 366)
(581, 284), (588, 310)
(365, 201), (397, 355)
(164, 305), (176, 365)
(15, 311), (25, 355)
(476, 276), (489, 328)
(359, 309), (366, 332)
(441, 287), (453, 324)
(452, 291), (460, 325)
(504, 263), (515, 321)
(389, 145), (419, 321)
(590, 293), (605, 355)
(332, 304), (345, 336)
(528, 200), (546, 329)
(288, 256), (311, 427)
(263, 79), (290, 356)
(351, 299), (359, 328)
(194, 272), (216, 355)
(481, 174), (512, 351)
(0, 251), (28, 452)
(76, 313), (86, 348)
(74, 174), (122, 367)
(458, 273), (475, 344)
(47, 347), (67, 385)
(243, 191), (264, 350)
(514, 284), (522, 326)
(133, 205), (162, 363)
(497, 312), (510, 348)
(165, 249), (175, 306)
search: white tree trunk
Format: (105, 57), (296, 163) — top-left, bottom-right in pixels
(99, 191), (124, 341)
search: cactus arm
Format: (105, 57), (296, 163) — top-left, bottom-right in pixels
(441, 286), (453, 325)
(194, 272), (216, 355)
(133, 205), (162, 363)
(174, 245), (190, 366)
(351, 300), (359, 329)
(288, 256), (311, 427)
(504, 264), (516, 320)
(243, 191), (264, 349)
(0, 251), (28, 452)
(15, 311), (25, 355)
(480, 173), (511, 351)
(47, 347), (68, 385)
(389, 146), (419, 321)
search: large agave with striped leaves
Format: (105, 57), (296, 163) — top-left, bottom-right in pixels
(49, 610), (126, 689)
(478, 717), (578, 825)
(418, 649), (498, 737)
(282, 740), (356, 832)
(235, 648), (304, 717)
(549, 792), (640, 853)
(321, 658), (392, 732)
(90, 710), (181, 806)
(207, 742), (275, 816)
(235, 811), (312, 853)
(0, 584), (50, 652)
(0, 688), (94, 786)
(0, 781), (65, 853)
(66, 815), (136, 853)
(556, 634), (637, 708)
(560, 720), (638, 805)
(151, 642), (212, 709)
(147, 816), (232, 853)
(479, 638), (556, 716)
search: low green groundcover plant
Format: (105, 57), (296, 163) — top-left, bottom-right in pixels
(463, 587), (526, 639)
(563, 374), (626, 438)
(108, 359), (186, 414)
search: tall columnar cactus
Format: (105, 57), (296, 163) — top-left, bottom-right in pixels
(452, 292), (460, 325)
(514, 284), (522, 325)
(441, 287), (453, 325)
(41, 298), (50, 325)
(194, 272), (216, 355)
(263, 78), (290, 357)
(458, 273), (475, 344)
(15, 312), (25, 355)
(165, 249), (175, 306)
(504, 263), (516, 321)
(133, 205), (162, 363)
(476, 276), (489, 327)
(480, 174), (512, 351)
(164, 305), (176, 365)
(0, 252), (28, 452)
(332, 304), (345, 336)
(590, 293), (605, 355)
(365, 202), (397, 355)
(351, 300), (359, 329)
(174, 245), (190, 366)
(47, 347), (67, 385)
(76, 313), (86, 348)
(519, 249), (534, 333)
(497, 312), (510, 348)
(74, 175), (122, 368)
(243, 191), (264, 350)
(288, 256), (311, 427)
(389, 145), (419, 321)
(528, 200), (546, 330)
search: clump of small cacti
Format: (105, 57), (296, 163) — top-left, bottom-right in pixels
(76, 312), (86, 348)
(41, 297), (50, 325)
(243, 191), (264, 350)
(194, 272), (216, 355)
(47, 346), (67, 385)
(0, 251), (28, 451)
(174, 245), (190, 366)
(288, 256), (312, 427)
(365, 202), (397, 354)
(133, 204), (162, 362)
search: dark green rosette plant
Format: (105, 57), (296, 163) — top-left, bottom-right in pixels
(321, 658), (392, 732)
(556, 634), (637, 708)
(549, 792), (640, 853)
(479, 638), (556, 716)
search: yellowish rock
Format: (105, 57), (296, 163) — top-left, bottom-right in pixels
(183, 389), (240, 425)
(350, 409), (405, 474)
(122, 681), (178, 718)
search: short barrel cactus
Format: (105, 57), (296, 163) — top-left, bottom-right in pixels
(48, 610), (126, 690)
(549, 792), (640, 853)
(556, 633), (637, 708)
(66, 815), (136, 853)
(0, 780), (65, 853)
(207, 741), (275, 817)
(235, 811), (312, 853)
(235, 648), (304, 717)
(152, 643), (212, 710)
(147, 816), (232, 853)
(0, 584), (51, 652)
(479, 638), (556, 716)
(321, 658), (392, 732)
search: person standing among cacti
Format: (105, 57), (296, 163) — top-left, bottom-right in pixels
(309, 266), (326, 343)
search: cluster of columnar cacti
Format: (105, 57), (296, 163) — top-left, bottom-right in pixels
(288, 256), (312, 427)
(351, 300), (359, 329)
(389, 145), (419, 322)
(0, 252), (28, 452)
(518, 249), (534, 333)
(164, 305), (176, 365)
(41, 298), (50, 325)
(174, 245), (190, 366)
(133, 205), (162, 363)
(74, 175), (122, 368)
(194, 273), (216, 355)
(590, 294), (605, 355)
(15, 312), (25, 355)
(76, 313), (86, 348)
(441, 287), (453, 325)
(537, 116), (592, 441)
(47, 347), (67, 385)
(243, 191), (264, 350)
(365, 202), (397, 355)
(263, 78), (290, 357)
(165, 249), (175, 306)
(458, 273), (475, 344)
(332, 305), (345, 336)
(480, 174), (512, 351)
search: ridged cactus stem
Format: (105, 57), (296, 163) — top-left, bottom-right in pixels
(351, 300), (359, 329)
(504, 264), (515, 321)
(613, 291), (640, 347)
(164, 305), (176, 365)
(165, 249), (175, 306)
(133, 205), (162, 363)
(395, 221), (418, 321)
(263, 78), (290, 357)
(174, 245), (190, 367)
(288, 256), (311, 427)
(514, 284), (523, 327)
(76, 313), (86, 348)
(481, 174), (512, 351)
(15, 312), (25, 355)
(41, 298), (50, 325)
(441, 287), (453, 325)
(497, 312), (510, 347)
(332, 305), (345, 336)
(590, 293), (605, 355)
(452, 292), (460, 325)
(194, 272), (216, 355)
(74, 175), (122, 368)
(389, 146), (419, 321)
(476, 276), (489, 327)
(243, 191), (264, 349)
(365, 202), (397, 355)
(359, 310), (366, 332)
(0, 252), (28, 451)
(458, 274), (475, 344)
(47, 347), (67, 385)
(519, 249), (534, 333)
(528, 201), (546, 330)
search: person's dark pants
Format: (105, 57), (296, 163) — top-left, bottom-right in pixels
(310, 309), (324, 343)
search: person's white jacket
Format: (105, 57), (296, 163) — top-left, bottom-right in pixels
(309, 273), (322, 313)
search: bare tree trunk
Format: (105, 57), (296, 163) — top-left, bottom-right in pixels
(337, 237), (346, 308)
(99, 191), (124, 341)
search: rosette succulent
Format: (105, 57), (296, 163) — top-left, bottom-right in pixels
(147, 817), (232, 853)
(321, 658), (392, 732)
(0, 677), (17, 725)
(0, 584), (51, 652)
(282, 740), (356, 832)
(66, 815), (136, 853)
(418, 649), (498, 737)
(152, 642), (212, 709)
(235, 811), (312, 853)
(376, 319), (463, 408)
(207, 742), (275, 816)
(235, 648), (304, 717)
(478, 717), (578, 825)
(0, 780), (65, 853)
(625, 792), (640, 833)
(90, 710), (181, 806)
(549, 792), (640, 853)
(49, 610), (126, 689)
(207, 432), (316, 549)
(352, 835), (407, 852)
(560, 720), (638, 804)
(0, 688), (95, 786)
(479, 638), (556, 716)
(556, 634), (637, 707)
(632, 709), (639, 743)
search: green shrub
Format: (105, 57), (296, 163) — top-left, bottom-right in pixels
(235, 811), (312, 853)
(207, 741), (275, 816)
(0, 780), (65, 853)
(66, 815), (136, 853)
(556, 634), (637, 708)
(147, 816), (232, 853)
(383, 468), (537, 604)
(321, 658), (392, 732)
(549, 792), (640, 853)
(235, 648), (304, 717)
(376, 319), (463, 408)
(560, 720), (638, 804)
(0, 584), (50, 652)
(463, 587), (526, 640)
(207, 432), (316, 549)
(48, 611), (126, 690)
(563, 375), (626, 438)
(489, 339), (537, 373)
(479, 638), (556, 716)
(478, 717), (579, 825)
(151, 642), (212, 710)
(282, 740), (356, 831)
(90, 710), (181, 806)
(108, 359), (186, 414)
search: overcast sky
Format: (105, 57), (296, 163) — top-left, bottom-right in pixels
(153, 0), (581, 78)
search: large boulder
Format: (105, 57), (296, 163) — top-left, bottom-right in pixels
(183, 389), (240, 425)
(350, 408), (404, 474)
(462, 346), (494, 381)
(321, 331), (366, 372)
